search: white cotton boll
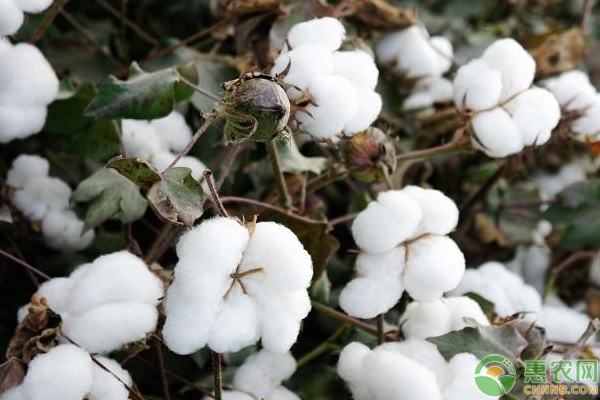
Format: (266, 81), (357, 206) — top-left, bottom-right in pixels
(0, 0), (24, 36)
(20, 344), (94, 400)
(533, 160), (588, 199)
(150, 111), (192, 152)
(351, 191), (421, 253)
(338, 342), (370, 384)
(471, 108), (524, 158)
(376, 31), (405, 64)
(62, 302), (159, 354)
(443, 353), (496, 400)
(429, 77), (453, 102)
(296, 75), (359, 139)
(449, 268), (513, 316)
(520, 245), (550, 293)
(393, 27), (448, 79)
(66, 251), (163, 314)
(13, 176), (71, 221)
(355, 247), (405, 280)
(342, 87), (382, 134)
(286, 17), (345, 51)
(540, 305), (591, 343)
(340, 276), (404, 319)
(481, 38), (536, 102)
(233, 350), (296, 399)
(400, 300), (452, 339)
(36, 277), (72, 314)
(572, 95), (600, 137)
(121, 119), (162, 160)
(268, 386), (301, 400)
(89, 357), (132, 400)
(16, 0), (53, 13)
(545, 70), (597, 111)
(6, 154), (49, 189)
(404, 235), (465, 301)
(504, 87), (560, 146)
(445, 296), (489, 328)
(402, 186), (459, 236)
(453, 58), (502, 111)
(41, 210), (95, 251)
(333, 50), (379, 90)
(403, 91), (434, 111)
(429, 36), (453, 75)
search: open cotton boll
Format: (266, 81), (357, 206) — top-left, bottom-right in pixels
(403, 91), (434, 111)
(394, 29), (449, 80)
(121, 119), (162, 159)
(36, 277), (72, 314)
(504, 87), (560, 146)
(13, 176), (71, 221)
(443, 353), (496, 400)
(445, 296), (489, 328)
(233, 350), (296, 399)
(342, 87), (382, 134)
(540, 305), (591, 343)
(471, 108), (523, 158)
(296, 75), (359, 139)
(400, 300), (452, 339)
(403, 186), (459, 236)
(545, 70), (597, 111)
(453, 59), (502, 111)
(429, 36), (453, 75)
(333, 50), (379, 90)
(403, 235), (465, 301)
(89, 357), (132, 400)
(572, 95), (600, 137)
(285, 17), (345, 51)
(42, 210), (95, 251)
(338, 342), (371, 384)
(6, 154), (49, 189)
(150, 110), (192, 152)
(481, 38), (535, 102)
(15, 0), (54, 12)
(0, 0), (24, 36)
(340, 276), (404, 318)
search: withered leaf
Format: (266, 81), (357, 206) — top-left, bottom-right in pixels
(530, 28), (586, 78)
(0, 358), (25, 396)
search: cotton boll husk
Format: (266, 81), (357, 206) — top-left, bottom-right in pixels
(6, 154), (49, 189)
(572, 95), (600, 137)
(207, 289), (261, 353)
(402, 186), (459, 236)
(36, 277), (73, 314)
(342, 87), (382, 134)
(481, 38), (536, 102)
(355, 247), (405, 280)
(150, 111), (192, 152)
(41, 210), (95, 251)
(443, 353), (496, 400)
(296, 75), (359, 139)
(21, 344), (94, 400)
(286, 17), (345, 51)
(545, 70), (597, 111)
(453, 59), (502, 111)
(471, 108), (524, 158)
(13, 176), (71, 220)
(89, 357), (132, 400)
(333, 50), (379, 90)
(404, 235), (465, 301)
(233, 350), (296, 399)
(66, 251), (163, 314)
(0, 0), (24, 36)
(340, 276), (404, 318)
(62, 302), (159, 354)
(121, 119), (162, 159)
(400, 300), (453, 339)
(504, 87), (560, 146)
(540, 305), (591, 343)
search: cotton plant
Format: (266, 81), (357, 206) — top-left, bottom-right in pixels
(17, 251), (164, 353)
(121, 110), (207, 179)
(0, 0), (53, 36)
(6, 154), (94, 251)
(209, 350), (299, 400)
(162, 217), (313, 354)
(453, 38), (561, 158)
(337, 339), (496, 400)
(0, 344), (133, 400)
(271, 17), (382, 139)
(376, 24), (454, 111)
(339, 186), (465, 319)
(532, 158), (590, 200)
(0, 38), (58, 143)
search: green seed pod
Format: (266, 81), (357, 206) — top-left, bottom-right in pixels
(345, 127), (397, 183)
(221, 74), (290, 143)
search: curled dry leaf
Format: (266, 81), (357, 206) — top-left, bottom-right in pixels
(530, 28), (586, 78)
(0, 358), (25, 396)
(349, 0), (416, 31)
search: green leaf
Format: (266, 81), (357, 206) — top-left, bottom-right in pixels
(106, 156), (162, 188)
(85, 62), (198, 119)
(72, 168), (148, 227)
(427, 318), (528, 366)
(147, 167), (205, 227)
(277, 138), (328, 174)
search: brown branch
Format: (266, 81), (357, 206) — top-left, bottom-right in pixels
(564, 318), (600, 360)
(376, 314), (385, 345)
(169, 112), (218, 168)
(552, 250), (597, 275)
(220, 196), (325, 226)
(215, 144), (241, 191)
(153, 338), (171, 400)
(266, 140), (293, 210)
(459, 159), (508, 220)
(211, 351), (223, 400)
(95, 0), (159, 45)
(29, 0), (72, 44)
(0, 248), (50, 280)
(204, 170), (229, 218)
(137, 356), (215, 398)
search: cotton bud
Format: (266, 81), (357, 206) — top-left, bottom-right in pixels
(345, 127), (396, 182)
(222, 74), (291, 143)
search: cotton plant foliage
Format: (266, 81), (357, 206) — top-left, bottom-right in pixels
(453, 39), (561, 157)
(340, 186), (465, 318)
(337, 339), (496, 400)
(0, 39), (59, 143)
(163, 217), (313, 354)
(0, 344), (132, 400)
(0, 0), (53, 36)
(6, 154), (94, 251)
(271, 17), (382, 139)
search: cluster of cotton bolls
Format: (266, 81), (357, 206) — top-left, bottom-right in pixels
(338, 339), (495, 400)
(544, 70), (600, 138)
(122, 110), (206, 179)
(339, 186), (465, 319)
(0, 38), (59, 143)
(0, 0), (53, 35)
(162, 217), (313, 354)
(271, 17), (382, 139)
(453, 38), (561, 158)
(18, 251), (163, 353)
(6, 154), (94, 251)
(1, 344), (132, 400)
(375, 24), (453, 111)
(211, 350), (299, 400)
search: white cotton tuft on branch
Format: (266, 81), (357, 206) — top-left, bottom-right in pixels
(0, 0), (53, 36)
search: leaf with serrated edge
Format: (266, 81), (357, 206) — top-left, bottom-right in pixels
(106, 156), (161, 188)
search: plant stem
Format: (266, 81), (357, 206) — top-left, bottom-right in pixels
(137, 356), (215, 398)
(376, 314), (385, 345)
(216, 144), (241, 190)
(0, 248), (50, 280)
(211, 351), (223, 400)
(178, 74), (222, 103)
(154, 338), (171, 400)
(266, 140), (292, 209)
(220, 196), (325, 225)
(552, 250), (597, 275)
(396, 140), (470, 163)
(169, 112), (218, 168)
(306, 167), (349, 195)
(296, 325), (348, 368)
(95, 0), (158, 45)
(564, 318), (600, 360)
(459, 159), (508, 220)
(29, 0), (72, 43)
(204, 170), (229, 218)
(144, 223), (175, 264)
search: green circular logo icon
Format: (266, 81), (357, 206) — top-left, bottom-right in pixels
(474, 355), (517, 396)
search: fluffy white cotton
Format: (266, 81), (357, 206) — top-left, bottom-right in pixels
(13, 176), (71, 221)
(539, 305), (591, 343)
(572, 95), (600, 138)
(42, 210), (95, 251)
(533, 159), (588, 200)
(89, 357), (133, 400)
(342, 187), (464, 318)
(443, 353), (497, 400)
(589, 250), (600, 287)
(545, 69), (597, 112)
(0, 41), (58, 142)
(36, 277), (73, 314)
(6, 154), (49, 188)
(453, 59), (502, 111)
(273, 17), (381, 139)
(0, 0), (53, 35)
(470, 108), (523, 158)
(232, 350), (298, 400)
(163, 217), (313, 354)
